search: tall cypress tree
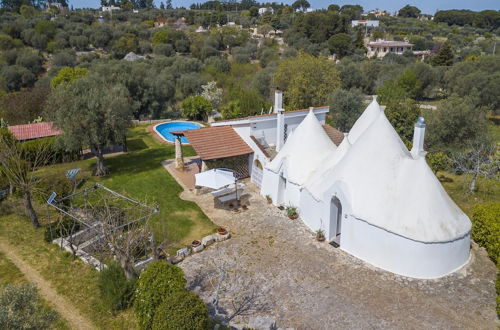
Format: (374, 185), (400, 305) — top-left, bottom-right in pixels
(431, 42), (454, 66)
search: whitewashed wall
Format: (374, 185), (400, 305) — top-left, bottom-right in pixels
(341, 216), (470, 279)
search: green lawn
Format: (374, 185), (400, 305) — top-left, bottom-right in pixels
(39, 125), (215, 249)
(439, 172), (499, 216)
(0, 250), (70, 330)
(0, 124), (216, 329)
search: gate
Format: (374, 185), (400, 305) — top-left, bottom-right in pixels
(251, 165), (263, 188)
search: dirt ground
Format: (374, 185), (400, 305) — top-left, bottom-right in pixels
(175, 182), (499, 329)
(0, 240), (95, 330)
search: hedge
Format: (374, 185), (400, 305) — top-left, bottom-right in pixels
(471, 202), (500, 264)
(134, 261), (187, 330)
(151, 290), (210, 330)
(22, 136), (80, 165)
(471, 202), (500, 318)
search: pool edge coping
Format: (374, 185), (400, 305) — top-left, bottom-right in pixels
(153, 120), (204, 145)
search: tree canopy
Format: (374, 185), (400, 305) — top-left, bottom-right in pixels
(274, 52), (340, 109)
(45, 74), (133, 175)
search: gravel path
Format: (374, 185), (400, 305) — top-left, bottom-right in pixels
(178, 184), (498, 329)
(0, 240), (96, 330)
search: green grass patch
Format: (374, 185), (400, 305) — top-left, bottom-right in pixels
(0, 250), (70, 329)
(0, 214), (135, 329)
(38, 125), (215, 249)
(439, 172), (500, 216)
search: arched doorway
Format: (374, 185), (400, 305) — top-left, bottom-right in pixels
(330, 196), (342, 244)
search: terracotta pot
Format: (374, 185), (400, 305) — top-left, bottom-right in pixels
(288, 214), (298, 220)
(192, 240), (201, 247)
(316, 236), (325, 242)
(242, 205), (248, 210)
(266, 199), (272, 204)
(217, 227), (228, 235)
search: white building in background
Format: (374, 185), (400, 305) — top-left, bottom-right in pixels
(260, 97), (471, 279)
(258, 7), (274, 15)
(366, 39), (413, 58)
(101, 5), (121, 12)
(351, 20), (379, 27)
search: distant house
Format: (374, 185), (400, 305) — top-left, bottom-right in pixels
(8, 122), (61, 142)
(258, 7), (273, 15)
(45, 2), (63, 10)
(366, 39), (413, 58)
(195, 26), (208, 33)
(123, 52), (145, 62)
(101, 5), (121, 12)
(351, 20), (379, 27)
(366, 9), (390, 17)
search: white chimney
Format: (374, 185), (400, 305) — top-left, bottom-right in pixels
(411, 117), (426, 158)
(274, 90), (283, 113)
(275, 90), (285, 151)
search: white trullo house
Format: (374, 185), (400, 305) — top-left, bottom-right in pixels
(260, 99), (471, 279)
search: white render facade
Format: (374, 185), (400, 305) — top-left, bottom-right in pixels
(211, 92), (328, 188)
(260, 98), (471, 279)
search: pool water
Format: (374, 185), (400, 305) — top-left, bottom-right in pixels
(155, 121), (202, 144)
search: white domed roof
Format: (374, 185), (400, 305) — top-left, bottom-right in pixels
(266, 110), (337, 185)
(307, 111), (471, 242)
(347, 97), (382, 144)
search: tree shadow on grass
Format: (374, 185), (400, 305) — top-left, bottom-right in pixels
(127, 138), (148, 152)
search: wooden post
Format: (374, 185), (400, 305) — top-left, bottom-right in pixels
(175, 136), (185, 170)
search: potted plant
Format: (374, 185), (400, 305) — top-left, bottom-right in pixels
(217, 226), (228, 235)
(265, 195), (272, 204)
(316, 229), (325, 242)
(192, 239), (204, 253)
(242, 204), (248, 210)
(228, 202), (234, 209)
(287, 206), (298, 220)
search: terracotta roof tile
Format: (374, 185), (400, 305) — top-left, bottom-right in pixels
(177, 126), (253, 160)
(322, 124), (344, 146)
(8, 122), (62, 141)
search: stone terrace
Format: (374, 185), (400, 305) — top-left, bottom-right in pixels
(169, 174), (498, 329)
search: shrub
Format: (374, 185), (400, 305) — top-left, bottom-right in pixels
(134, 261), (186, 330)
(0, 283), (58, 329)
(151, 290), (210, 330)
(98, 261), (136, 312)
(153, 44), (174, 57)
(44, 217), (80, 242)
(471, 202), (500, 264)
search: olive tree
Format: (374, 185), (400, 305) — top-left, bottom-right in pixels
(0, 131), (51, 228)
(45, 74), (133, 176)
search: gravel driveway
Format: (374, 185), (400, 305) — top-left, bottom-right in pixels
(177, 183), (498, 329)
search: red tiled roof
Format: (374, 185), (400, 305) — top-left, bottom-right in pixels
(175, 126), (253, 160)
(322, 124), (344, 146)
(214, 106), (329, 124)
(8, 122), (62, 141)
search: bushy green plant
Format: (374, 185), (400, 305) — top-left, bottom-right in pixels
(151, 290), (210, 330)
(286, 206), (298, 217)
(426, 151), (451, 174)
(0, 283), (58, 329)
(44, 217), (80, 242)
(98, 261), (136, 312)
(134, 261), (186, 330)
(471, 202), (500, 264)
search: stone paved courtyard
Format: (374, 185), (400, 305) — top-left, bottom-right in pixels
(168, 169), (498, 329)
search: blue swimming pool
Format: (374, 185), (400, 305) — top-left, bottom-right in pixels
(154, 121), (202, 144)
